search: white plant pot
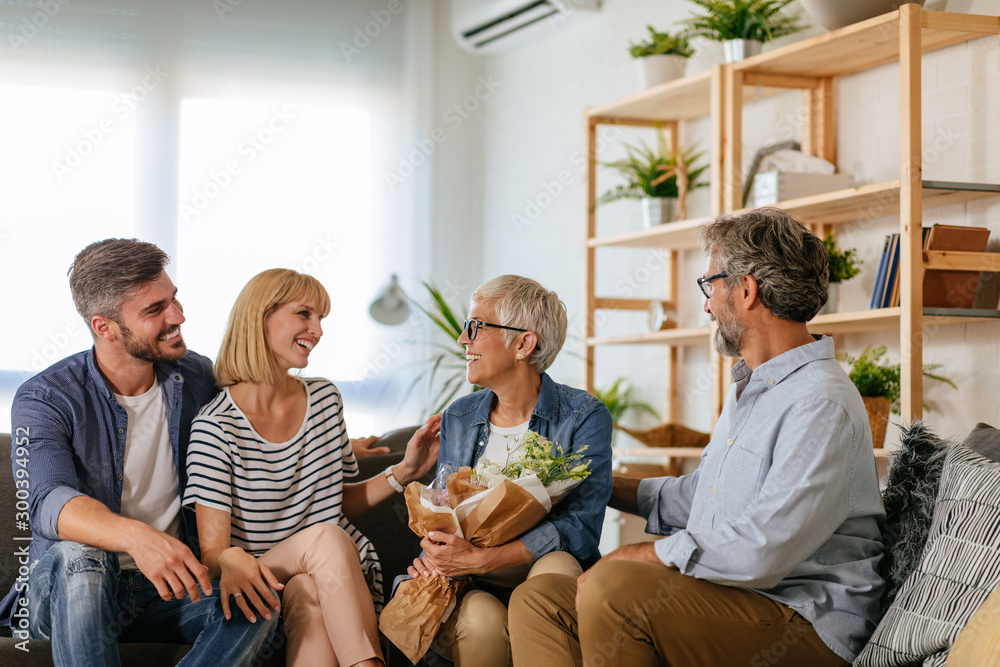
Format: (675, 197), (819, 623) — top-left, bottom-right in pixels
(819, 282), (840, 315)
(722, 39), (762, 63)
(800, 0), (925, 32)
(642, 197), (678, 228)
(639, 55), (688, 88)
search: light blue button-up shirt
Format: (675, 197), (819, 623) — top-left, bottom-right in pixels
(636, 336), (885, 662)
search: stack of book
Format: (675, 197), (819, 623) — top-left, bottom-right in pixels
(869, 224), (991, 310)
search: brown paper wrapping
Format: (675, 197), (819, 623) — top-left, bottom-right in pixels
(378, 576), (466, 664)
(380, 471), (552, 662)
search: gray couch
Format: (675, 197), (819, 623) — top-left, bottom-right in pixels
(0, 428), (428, 666)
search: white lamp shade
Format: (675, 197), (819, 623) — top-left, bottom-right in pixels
(369, 274), (410, 325)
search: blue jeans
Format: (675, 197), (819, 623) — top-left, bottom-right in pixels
(27, 541), (278, 667)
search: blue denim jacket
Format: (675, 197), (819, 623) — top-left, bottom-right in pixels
(1, 348), (218, 625)
(438, 372), (612, 565)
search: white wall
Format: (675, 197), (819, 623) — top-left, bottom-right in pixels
(446, 0), (1000, 449)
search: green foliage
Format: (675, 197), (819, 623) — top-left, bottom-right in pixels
(499, 432), (591, 487)
(682, 0), (805, 43)
(838, 345), (957, 414)
(629, 25), (695, 58)
(597, 133), (709, 205)
(592, 377), (660, 424)
(408, 282), (478, 415)
(823, 232), (862, 283)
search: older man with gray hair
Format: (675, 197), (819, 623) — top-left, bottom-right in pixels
(510, 208), (885, 667)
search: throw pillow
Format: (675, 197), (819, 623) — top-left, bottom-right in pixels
(878, 421), (951, 612)
(962, 422), (1000, 462)
(855, 443), (1000, 667)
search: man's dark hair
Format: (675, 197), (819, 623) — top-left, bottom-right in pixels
(68, 239), (170, 328)
(698, 207), (829, 322)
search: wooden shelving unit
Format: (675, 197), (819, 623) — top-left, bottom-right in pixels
(582, 5), (1000, 465)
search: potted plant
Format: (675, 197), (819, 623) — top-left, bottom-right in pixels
(593, 377), (660, 426)
(597, 134), (708, 227)
(407, 282), (480, 415)
(838, 345), (956, 447)
(819, 232), (862, 314)
(682, 0), (806, 62)
(629, 25), (695, 88)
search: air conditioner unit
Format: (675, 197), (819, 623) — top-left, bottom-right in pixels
(451, 0), (601, 53)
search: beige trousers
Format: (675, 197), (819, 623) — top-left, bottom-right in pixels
(432, 551), (584, 667)
(509, 560), (850, 667)
(257, 523), (382, 667)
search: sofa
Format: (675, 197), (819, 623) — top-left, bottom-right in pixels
(0, 427), (429, 666)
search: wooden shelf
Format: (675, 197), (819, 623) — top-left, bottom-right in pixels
(590, 181), (1000, 250)
(809, 307), (1000, 336)
(733, 10), (999, 79)
(614, 447), (894, 460)
(586, 70), (714, 123)
(587, 326), (710, 348)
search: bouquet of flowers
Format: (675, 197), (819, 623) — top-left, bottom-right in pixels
(379, 432), (591, 662)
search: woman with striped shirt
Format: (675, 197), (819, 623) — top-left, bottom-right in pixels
(184, 269), (440, 667)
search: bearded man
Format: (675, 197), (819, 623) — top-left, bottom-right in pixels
(510, 208), (886, 667)
(1, 239), (277, 666)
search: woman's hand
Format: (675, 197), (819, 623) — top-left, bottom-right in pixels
(419, 531), (489, 577)
(395, 413), (443, 485)
(407, 556), (440, 579)
(216, 546), (285, 623)
(351, 436), (390, 459)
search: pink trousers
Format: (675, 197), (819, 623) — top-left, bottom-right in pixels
(258, 523), (382, 667)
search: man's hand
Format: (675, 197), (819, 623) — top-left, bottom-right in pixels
(216, 546), (283, 623)
(126, 523), (213, 603)
(575, 542), (661, 609)
(395, 414), (442, 485)
(420, 531), (488, 577)
(351, 436), (391, 459)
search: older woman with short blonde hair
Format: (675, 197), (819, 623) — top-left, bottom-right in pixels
(408, 274), (613, 666)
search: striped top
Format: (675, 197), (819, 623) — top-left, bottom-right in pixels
(183, 377), (381, 603)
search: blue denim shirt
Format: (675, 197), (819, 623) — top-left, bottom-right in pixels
(1, 348), (217, 625)
(636, 336), (885, 662)
(438, 372), (612, 565)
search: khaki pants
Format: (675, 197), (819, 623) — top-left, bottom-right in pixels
(432, 551), (584, 667)
(509, 560), (849, 667)
(258, 523), (382, 667)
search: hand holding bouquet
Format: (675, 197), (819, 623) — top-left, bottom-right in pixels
(379, 431), (591, 662)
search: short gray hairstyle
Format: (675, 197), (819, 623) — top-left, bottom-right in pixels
(69, 239), (170, 328)
(472, 275), (567, 373)
(698, 208), (828, 322)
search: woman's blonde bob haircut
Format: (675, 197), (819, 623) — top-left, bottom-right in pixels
(214, 268), (331, 387)
(471, 275), (567, 374)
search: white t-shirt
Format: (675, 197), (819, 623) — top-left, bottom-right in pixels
(479, 419), (531, 468)
(115, 378), (182, 570)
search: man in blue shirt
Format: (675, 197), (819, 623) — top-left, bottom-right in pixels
(2, 239), (278, 666)
(510, 208), (885, 666)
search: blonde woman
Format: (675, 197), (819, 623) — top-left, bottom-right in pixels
(184, 269), (440, 667)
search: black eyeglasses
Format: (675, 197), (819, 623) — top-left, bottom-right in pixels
(697, 271), (730, 298)
(463, 319), (529, 341)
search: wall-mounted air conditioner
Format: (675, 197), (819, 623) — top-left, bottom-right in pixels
(451, 0), (601, 54)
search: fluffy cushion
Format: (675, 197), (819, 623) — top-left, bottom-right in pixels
(878, 421), (951, 612)
(855, 443), (1000, 667)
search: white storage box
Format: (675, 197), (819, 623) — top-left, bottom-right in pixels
(749, 171), (854, 207)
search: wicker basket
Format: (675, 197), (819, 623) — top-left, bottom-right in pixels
(616, 423), (712, 477)
(863, 396), (891, 448)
